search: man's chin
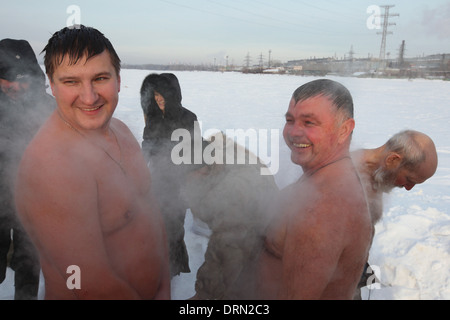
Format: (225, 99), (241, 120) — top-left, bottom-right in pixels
(290, 154), (305, 166)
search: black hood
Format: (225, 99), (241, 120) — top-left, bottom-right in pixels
(140, 73), (183, 120)
(0, 38), (46, 86)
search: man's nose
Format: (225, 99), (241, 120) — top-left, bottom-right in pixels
(288, 124), (306, 138)
(79, 83), (98, 105)
(404, 183), (416, 191)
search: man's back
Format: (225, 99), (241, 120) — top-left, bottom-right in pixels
(302, 159), (372, 299)
(259, 158), (372, 299)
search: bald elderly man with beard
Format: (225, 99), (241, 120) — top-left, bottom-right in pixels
(351, 130), (437, 297)
(352, 130), (438, 225)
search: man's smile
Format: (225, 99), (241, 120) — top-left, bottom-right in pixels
(293, 143), (312, 148)
(79, 104), (103, 112)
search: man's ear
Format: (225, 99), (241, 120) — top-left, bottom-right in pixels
(385, 152), (402, 169)
(47, 74), (56, 96)
(338, 118), (355, 144)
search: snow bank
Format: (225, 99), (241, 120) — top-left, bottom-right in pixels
(363, 203), (450, 300)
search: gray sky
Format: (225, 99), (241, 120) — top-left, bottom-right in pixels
(1, 0), (449, 65)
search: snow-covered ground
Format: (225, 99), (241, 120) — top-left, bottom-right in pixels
(1, 70), (449, 300)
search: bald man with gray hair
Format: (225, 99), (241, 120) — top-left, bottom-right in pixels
(352, 130), (438, 225)
(351, 131), (437, 299)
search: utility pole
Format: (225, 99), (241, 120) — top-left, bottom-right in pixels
(244, 52), (251, 69)
(348, 45), (355, 61)
(268, 50), (272, 68)
(347, 45), (355, 75)
(378, 5), (399, 61)
(258, 52), (264, 70)
(398, 40), (406, 68)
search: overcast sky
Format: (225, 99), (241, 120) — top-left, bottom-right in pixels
(1, 0), (449, 66)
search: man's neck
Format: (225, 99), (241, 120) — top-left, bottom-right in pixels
(360, 146), (386, 174)
(302, 152), (352, 177)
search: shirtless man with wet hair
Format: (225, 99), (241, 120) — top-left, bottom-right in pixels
(14, 25), (170, 299)
(257, 79), (373, 300)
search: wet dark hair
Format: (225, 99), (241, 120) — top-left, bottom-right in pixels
(292, 79), (354, 120)
(42, 25), (121, 80)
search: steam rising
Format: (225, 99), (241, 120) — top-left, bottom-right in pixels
(422, 3), (450, 39)
(0, 75), (54, 200)
(179, 132), (279, 299)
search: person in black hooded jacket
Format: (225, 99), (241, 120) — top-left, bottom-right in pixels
(141, 73), (199, 158)
(140, 73), (199, 277)
(0, 38), (55, 299)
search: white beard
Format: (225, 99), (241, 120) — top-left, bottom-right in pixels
(372, 166), (396, 194)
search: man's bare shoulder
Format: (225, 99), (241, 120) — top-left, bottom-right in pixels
(18, 114), (91, 189)
(315, 161), (365, 198)
(292, 161), (370, 226)
(350, 149), (365, 162)
(110, 117), (141, 149)
(23, 117), (74, 164)
(110, 117), (134, 138)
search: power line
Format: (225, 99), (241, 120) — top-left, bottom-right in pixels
(160, 0), (366, 38)
(157, 0), (280, 30)
(206, 0), (335, 35)
(288, 0), (361, 21)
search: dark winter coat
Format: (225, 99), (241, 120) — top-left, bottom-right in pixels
(140, 73), (198, 277)
(140, 73), (199, 159)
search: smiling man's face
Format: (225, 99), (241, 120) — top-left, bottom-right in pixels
(49, 50), (121, 133)
(283, 95), (344, 172)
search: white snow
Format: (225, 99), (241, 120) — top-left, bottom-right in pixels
(1, 70), (449, 300)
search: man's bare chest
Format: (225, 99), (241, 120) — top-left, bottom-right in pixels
(95, 163), (152, 236)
